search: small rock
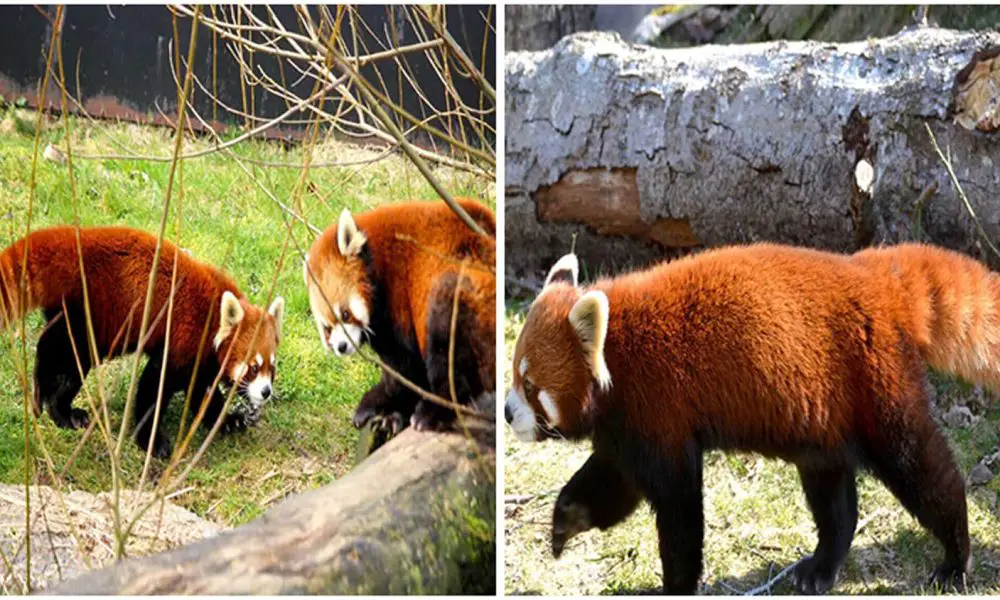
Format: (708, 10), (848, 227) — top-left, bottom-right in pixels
(43, 144), (66, 164)
(969, 463), (993, 486)
(942, 404), (974, 429)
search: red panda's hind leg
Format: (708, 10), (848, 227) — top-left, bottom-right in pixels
(35, 309), (92, 430)
(552, 453), (642, 558)
(793, 465), (858, 594)
(862, 363), (970, 591)
(415, 272), (485, 432)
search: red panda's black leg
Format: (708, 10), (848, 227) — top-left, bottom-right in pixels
(133, 355), (180, 459)
(865, 409), (969, 591)
(629, 439), (704, 594)
(35, 309), (92, 430)
(793, 465), (858, 594)
(415, 272), (484, 432)
(552, 452), (643, 557)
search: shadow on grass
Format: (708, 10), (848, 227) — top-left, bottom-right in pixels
(595, 531), (1000, 596)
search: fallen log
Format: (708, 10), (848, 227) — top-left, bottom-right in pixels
(45, 427), (495, 595)
(505, 27), (1000, 280)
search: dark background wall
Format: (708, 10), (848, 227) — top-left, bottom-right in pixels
(0, 5), (495, 143)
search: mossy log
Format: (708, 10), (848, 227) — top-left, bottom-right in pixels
(505, 27), (1000, 280)
(45, 428), (495, 595)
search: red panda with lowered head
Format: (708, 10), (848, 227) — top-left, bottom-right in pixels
(0, 226), (284, 458)
(505, 242), (998, 594)
(304, 199), (495, 432)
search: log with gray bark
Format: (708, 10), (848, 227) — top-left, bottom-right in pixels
(45, 428), (495, 595)
(505, 27), (1000, 281)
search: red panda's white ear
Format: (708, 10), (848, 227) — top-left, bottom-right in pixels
(337, 209), (367, 257)
(268, 296), (285, 342)
(568, 290), (612, 390)
(544, 253), (579, 288)
(214, 291), (245, 349)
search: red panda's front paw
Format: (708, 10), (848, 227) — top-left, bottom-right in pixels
(792, 556), (839, 595)
(410, 400), (454, 432)
(552, 497), (592, 558)
(929, 562), (967, 593)
(353, 404), (378, 429)
(221, 412), (249, 435)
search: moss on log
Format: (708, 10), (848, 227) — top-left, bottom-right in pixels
(45, 428), (495, 595)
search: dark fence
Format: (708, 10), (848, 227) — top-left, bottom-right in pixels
(0, 5), (495, 143)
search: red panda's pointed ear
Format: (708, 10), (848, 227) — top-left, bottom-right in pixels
(214, 291), (245, 349)
(268, 296), (285, 342)
(544, 253), (579, 288)
(568, 290), (612, 390)
(337, 209), (367, 257)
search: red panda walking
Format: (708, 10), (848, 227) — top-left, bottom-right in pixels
(505, 242), (995, 594)
(304, 199), (495, 432)
(0, 226), (284, 458)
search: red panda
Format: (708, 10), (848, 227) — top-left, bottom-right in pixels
(0, 226), (284, 458)
(304, 199), (495, 432)
(505, 242), (995, 594)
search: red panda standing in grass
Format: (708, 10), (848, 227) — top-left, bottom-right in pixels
(505, 242), (999, 594)
(0, 226), (284, 458)
(304, 199), (495, 432)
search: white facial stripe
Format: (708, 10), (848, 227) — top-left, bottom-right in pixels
(256, 354), (263, 367)
(232, 363), (247, 381)
(270, 354), (276, 365)
(505, 388), (537, 443)
(329, 323), (364, 357)
(349, 294), (370, 326)
(246, 374), (273, 407)
(518, 357), (528, 377)
(537, 389), (560, 427)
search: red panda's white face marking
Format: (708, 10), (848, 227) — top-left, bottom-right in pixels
(505, 253), (611, 442)
(304, 210), (375, 357)
(214, 292), (283, 408)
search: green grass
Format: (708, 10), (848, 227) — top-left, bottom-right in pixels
(503, 304), (1000, 595)
(0, 108), (492, 530)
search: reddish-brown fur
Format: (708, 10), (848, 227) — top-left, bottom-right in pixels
(0, 226), (279, 456)
(512, 242), (989, 594)
(308, 199), (495, 354)
(307, 199), (495, 430)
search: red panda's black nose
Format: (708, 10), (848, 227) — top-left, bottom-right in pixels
(504, 404), (513, 424)
(337, 342), (348, 354)
(261, 385), (271, 400)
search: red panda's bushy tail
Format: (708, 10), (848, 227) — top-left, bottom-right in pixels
(852, 243), (1000, 390)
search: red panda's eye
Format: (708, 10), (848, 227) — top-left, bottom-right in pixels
(522, 378), (535, 396)
(341, 308), (352, 322)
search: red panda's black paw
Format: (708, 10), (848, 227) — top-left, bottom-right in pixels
(410, 401), (455, 432)
(792, 556), (838, 595)
(68, 408), (90, 430)
(353, 405), (378, 430)
(551, 498), (591, 558)
(136, 435), (172, 460)
(929, 563), (967, 592)
(221, 412), (249, 435)
(368, 412), (406, 438)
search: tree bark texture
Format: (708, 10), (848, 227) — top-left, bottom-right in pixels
(504, 28), (1000, 281)
(46, 429), (495, 595)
